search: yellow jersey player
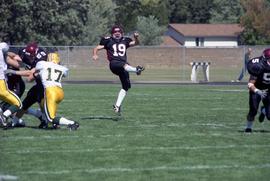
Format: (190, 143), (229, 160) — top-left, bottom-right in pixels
(0, 42), (22, 129)
(34, 52), (79, 130)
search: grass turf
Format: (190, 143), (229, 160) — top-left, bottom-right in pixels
(1, 84), (270, 181)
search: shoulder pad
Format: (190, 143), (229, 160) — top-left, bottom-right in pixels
(247, 57), (264, 76)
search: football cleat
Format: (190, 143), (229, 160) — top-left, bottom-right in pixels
(113, 105), (121, 115)
(67, 121), (79, 131)
(245, 128), (252, 133)
(38, 121), (48, 129)
(258, 106), (265, 123)
(38, 116), (48, 129)
(0, 113), (8, 129)
(136, 66), (145, 75)
(9, 121), (26, 128)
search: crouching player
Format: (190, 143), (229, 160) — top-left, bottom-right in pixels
(32, 52), (79, 130)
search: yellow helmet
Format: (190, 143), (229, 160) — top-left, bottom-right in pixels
(47, 52), (60, 64)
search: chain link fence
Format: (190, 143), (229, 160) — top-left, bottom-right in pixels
(12, 45), (270, 83)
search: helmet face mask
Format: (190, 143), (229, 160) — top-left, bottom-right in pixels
(47, 52), (60, 64)
(111, 26), (123, 39)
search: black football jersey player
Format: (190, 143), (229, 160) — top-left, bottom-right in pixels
(100, 36), (133, 63)
(18, 43), (48, 111)
(247, 56), (270, 90)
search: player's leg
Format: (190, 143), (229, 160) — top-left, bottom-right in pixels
(13, 84), (47, 128)
(245, 92), (261, 132)
(262, 96), (270, 121)
(6, 77), (26, 127)
(0, 80), (22, 128)
(124, 64), (145, 75)
(113, 71), (131, 115)
(110, 61), (132, 114)
(44, 87), (78, 130)
(258, 105), (265, 123)
(7, 75), (26, 98)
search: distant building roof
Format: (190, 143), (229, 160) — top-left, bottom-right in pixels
(169, 24), (243, 37)
(161, 36), (181, 46)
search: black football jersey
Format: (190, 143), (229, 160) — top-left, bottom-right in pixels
(100, 36), (133, 62)
(248, 56), (270, 89)
(18, 47), (47, 69)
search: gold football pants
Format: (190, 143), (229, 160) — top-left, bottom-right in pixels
(44, 86), (64, 122)
(0, 79), (22, 108)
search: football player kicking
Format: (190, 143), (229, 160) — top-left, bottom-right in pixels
(0, 42), (22, 129)
(30, 52), (79, 130)
(92, 25), (145, 115)
(245, 48), (270, 132)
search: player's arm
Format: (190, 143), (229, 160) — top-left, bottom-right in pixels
(6, 52), (22, 68)
(5, 69), (33, 77)
(129, 32), (139, 47)
(248, 76), (267, 98)
(92, 45), (105, 61)
(248, 79), (257, 93)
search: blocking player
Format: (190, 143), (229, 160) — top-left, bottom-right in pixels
(11, 42), (49, 128)
(0, 42), (22, 129)
(245, 48), (270, 132)
(32, 52), (79, 130)
(2, 48), (47, 127)
(92, 25), (145, 115)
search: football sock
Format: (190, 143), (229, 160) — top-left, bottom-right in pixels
(27, 108), (43, 118)
(261, 107), (266, 115)
(59, 117), (74, 125)
(124, 65), (137, 73)
(246, 120), (253, 129)
(116, 89), (126, 107)
(12, 116), (24, 125)
(3, 109), (12, 118)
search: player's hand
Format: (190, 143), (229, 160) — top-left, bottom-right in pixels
(134, 32), (139, 38)
(92, 55), (98, 61)
(255, 89), (268, 98)
(4, 69), (16, 75)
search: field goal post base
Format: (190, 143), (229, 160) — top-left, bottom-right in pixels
(190, 61), (211, 83)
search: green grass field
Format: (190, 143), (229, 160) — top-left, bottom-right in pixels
(1, 84), (270, 181)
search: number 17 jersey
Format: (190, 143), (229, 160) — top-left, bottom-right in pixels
(100, 36), (133, 62)
(35, 61), (68, 88)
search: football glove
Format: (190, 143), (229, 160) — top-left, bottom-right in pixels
(255, 89), (268, 99)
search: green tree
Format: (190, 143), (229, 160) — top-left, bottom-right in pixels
(186, 0), (214, 23)
(168, 0), (214, 23)
(113, 0), (169, 33)
(240, 0), (270, 45)
(210, 0), (243, 23)
(136, 16), (166, 45)
(0, 0), (117, 45)
(168, 0), (189, 23)
(80, 0), (116, 45)
(0, 0), (34, 44)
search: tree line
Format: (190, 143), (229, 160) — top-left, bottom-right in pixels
(0, 0), (269, 45)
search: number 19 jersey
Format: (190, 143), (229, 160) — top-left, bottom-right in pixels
(35, 61), (68, 88)
(100, 37), (132, 62)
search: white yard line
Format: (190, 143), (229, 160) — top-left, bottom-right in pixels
(3, 144), (270, 154)
(0, 175), (18, 180)
(15, 163), (270, 175)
